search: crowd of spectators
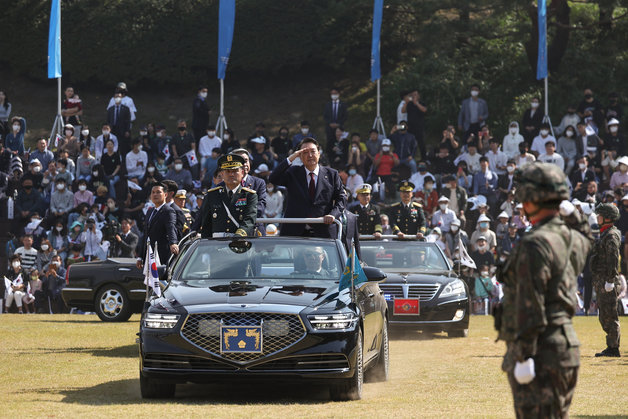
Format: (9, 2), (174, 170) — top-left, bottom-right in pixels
(0, 83), (624, 314)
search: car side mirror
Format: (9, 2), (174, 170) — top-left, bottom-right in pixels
(363, 266), (386, 282)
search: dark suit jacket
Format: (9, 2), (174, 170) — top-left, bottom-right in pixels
(269, 159), (346, 238)
(341, 211), (361, 260)
(168, 201), (187, 240)
(114, 231), (139, 258)
(242, 174), (267, 218)
(324, 101), (348, 126)
(137, 204), (178, 265)
(569, 168), (596, 190)
(106, 104), (131, 139)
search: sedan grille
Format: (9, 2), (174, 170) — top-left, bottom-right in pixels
(181, 313), (306, 363)
(143, 354), (236, 371)
(247, 354), (350, 371)
(380, 284), (440, 301)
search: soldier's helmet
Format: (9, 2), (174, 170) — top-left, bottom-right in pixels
(595, 203), (620, 221)
(514, 162), (569, 205)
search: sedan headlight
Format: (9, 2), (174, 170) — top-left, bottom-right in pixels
(440, 279), (466, 298)
(144, 313), (180, 329)
(308, 313), (358, 330)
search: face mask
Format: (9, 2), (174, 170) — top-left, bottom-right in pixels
(178, 127), (186, 132)
(331, 94), (340, 100)
(138, 131), (147, 137)
(470, 90), (479, 97)
(540, 129), (549, 136)
(450, 226), (459, 233)
(174, 164), (183, 171)
(267, 186), (274, 192)
(479, 222), (489, 229)
(41, 244), (49, 251)
(610, 126), (618, 133)
(102, 130), (110, 136)
(52, 261), (61, 267)
(114, 97), (122, 104)
(301, 128), (309, 135)
(509, 128), (517, 135)
(56, 183), (64, 190)
(92, 171), (100, 177)
(223, 134), (230, 140)
(348, 169), (357, 176)
(579, 163), (587, 170)
(207, 130), (216, 137)
(108, 203), (116, 209)
(56, 226), (63, 232)
(12, 261), (20, 268)
(32, 165), (42, 173)
(478, 245), (488, 252)
(382, 146), (390, 152)
(156, 132), (163, 138)
(530, 102), (539, 109)
(13, 124), (20, 132)
(439, 204), (447, 211)
(584, 94), (593, 100)
(506, 166), (515, 173)
(78, 185), (87, 191)
(199, 92), (208, 99)
(565, 130), (574, 137)
(65, 130), (73, 136)
(147, 167), (155, 174)
(81, 129), (89, 136)
(480, 271), (489, 278)
(138, 145), (143, 151)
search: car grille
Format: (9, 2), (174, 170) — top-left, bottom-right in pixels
(143, 354), (237, 371)
(380, 284), (440, 301)
(181, 313), (306, 363)
(247, 354), (350, 371)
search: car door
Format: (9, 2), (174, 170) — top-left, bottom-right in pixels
(357, 281), (381, 362)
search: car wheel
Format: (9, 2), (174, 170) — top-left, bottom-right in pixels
(140, 373), (175, 399)
(330, 328), (363, 401)
(95, 285), (132, 322)
(447, 328), (469, 338)
(366, 319), (389, 383)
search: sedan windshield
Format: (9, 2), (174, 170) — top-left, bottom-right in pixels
(178, 240), (343, 281)
(360, 241), (449, 272)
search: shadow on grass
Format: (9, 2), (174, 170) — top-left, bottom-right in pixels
(55, 379), (332, 405)
(389, 329), (450, 341)
(4, 344), (137, 358)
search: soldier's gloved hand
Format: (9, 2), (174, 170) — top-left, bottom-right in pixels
(514, 358), (535, 385)
(559, 200), (575, 217)
(605, 282), (615, 292)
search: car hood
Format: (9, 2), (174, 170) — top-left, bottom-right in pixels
(164, 281), (348, 310)
(382, 271), (455, 285)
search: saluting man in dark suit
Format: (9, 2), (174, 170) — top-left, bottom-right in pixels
(113, 218), (139, 258)
(136, 182), (179, 270)
(351, 183), (383, 237)
(388, 181), (427, 239)
(199, 154), (258, 238)
(269, 137), (346, 238)
(231, 148), (267, 235)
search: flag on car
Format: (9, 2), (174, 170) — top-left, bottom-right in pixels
(184, 150), (199, 167)
(339, 248), (367, 291)
(458, 235), (477, 269)
(143, 242), (162, 297)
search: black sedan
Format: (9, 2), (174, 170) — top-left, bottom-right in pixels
(62, 258), (147, 322)
(139, 237), (389, 401)
(360, 239), (470, 338)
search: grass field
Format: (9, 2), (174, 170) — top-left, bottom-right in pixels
(1, 315), (626, 418)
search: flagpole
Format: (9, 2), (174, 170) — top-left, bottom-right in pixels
(371, 79), (385, 135)
(216, 78), (228, 140)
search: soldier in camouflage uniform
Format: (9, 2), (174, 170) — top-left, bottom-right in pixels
(388, 181), (427, 239)
(497, 162), (592, 418)
(351, 183), (382, 237)
(591, 203), (621, 357)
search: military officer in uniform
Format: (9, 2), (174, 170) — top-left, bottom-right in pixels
(497, 162), (592, 418)
(388, 181), (427, 239)
(591, 203), (622, 357)
(174, 189), (192, 235)
(198, 154), (258, 238)
(351, 183), (382, 237)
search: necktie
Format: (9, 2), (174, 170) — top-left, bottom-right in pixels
(114, 106), (119, 125)
(147, 208), (157, 226)
(309, 172), (316, 200)
(241, 179), (246, 187)
(228, 190), (233, 200)
(333, 102), (338, 121)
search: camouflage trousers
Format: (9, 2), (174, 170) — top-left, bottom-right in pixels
(596, 285), (621, 348)
(507, 365), (578, 419)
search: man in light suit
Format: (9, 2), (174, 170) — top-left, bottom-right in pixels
(269, 137), (346, 238)
(136, 182), (179, 269)
(323, 87), (348, 143)
(231, 148), (267, 235)
(457, 84), (488, 141)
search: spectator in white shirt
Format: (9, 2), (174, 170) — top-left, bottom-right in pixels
(125, 138), (148, 180)
(397, 90), (409, 123)
(537, 141), (565, 171)
(486, 138), (508, 175)
(106, 82), (137, 121)
(410, 162), (435, 192)
(454, 143), (482, 174)
(554, 104), (580, 137)
(502, 121), (524, 160)
(79, 219), (103, 261)
(93, 124), (118, 162)
(198, 126), (222, 166)
(345, 164), (364, 198)
(530, 123), (556, 157)
(263, 183), (284, 218)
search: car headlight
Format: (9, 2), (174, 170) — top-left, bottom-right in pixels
(144, 313), (180, 329)
(440, 279), (466, 298)
(308, 313), (358, 330)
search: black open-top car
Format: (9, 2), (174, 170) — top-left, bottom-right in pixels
(139, 235), (388, 401)
(360, 238), (470, 337)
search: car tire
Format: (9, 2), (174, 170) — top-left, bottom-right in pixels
(330, 328), (363, 401)
(447, 328), (469, 338)
(366, 319), (389, 383)
(95, 285), (132, 322)
(140, 373), (175, 399)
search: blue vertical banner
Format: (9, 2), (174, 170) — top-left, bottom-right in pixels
(217, 0), (236, 80)
(536, 0), (547, 80)
(47, 0), (61, 79)
(370, 0), (384, 82)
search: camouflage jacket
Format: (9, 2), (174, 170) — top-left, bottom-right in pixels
(498, 212), (592, 367)
(589, 225), (621, 287)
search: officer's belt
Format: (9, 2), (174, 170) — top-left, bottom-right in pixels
(222, 202), (240, 228)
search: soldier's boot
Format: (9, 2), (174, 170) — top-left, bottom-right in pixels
(595, 347), (620, 357)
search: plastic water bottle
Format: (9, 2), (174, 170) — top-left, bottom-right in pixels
(484, 298), (489, 315)
(7, 193), (14, 220)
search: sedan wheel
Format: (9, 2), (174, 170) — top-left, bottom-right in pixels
(95, 285), (132, 322)
(330, 328), (363, 401)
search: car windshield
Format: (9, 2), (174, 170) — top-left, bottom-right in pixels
(178, 240), (343, 282)
(360, 241), (449, 272)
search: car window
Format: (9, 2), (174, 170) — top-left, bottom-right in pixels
(178, 240), (342, 282)
(360, 241), (449, 271)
